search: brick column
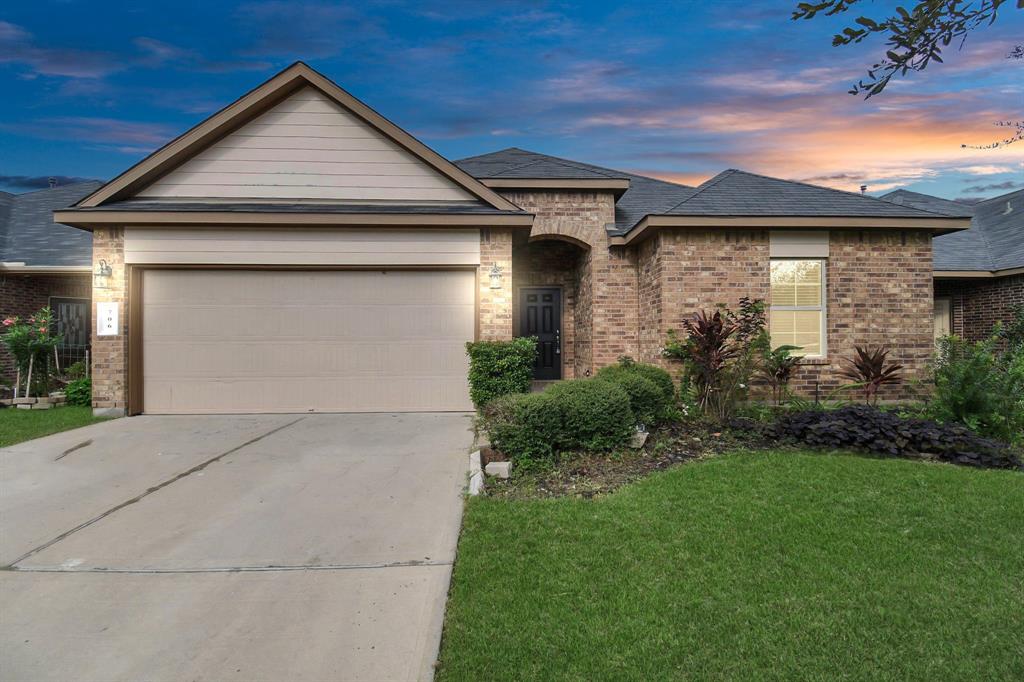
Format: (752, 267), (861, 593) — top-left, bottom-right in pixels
(91, 227), (128, 416)
(479, 227), (514, 340)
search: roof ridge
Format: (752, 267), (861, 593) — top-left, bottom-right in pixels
(662, 169), (737, 213)
(722, 169), (960, 219)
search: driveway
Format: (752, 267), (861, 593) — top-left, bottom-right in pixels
(0, 413), (472, 681)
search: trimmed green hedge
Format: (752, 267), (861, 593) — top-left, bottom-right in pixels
(594, 359), (676, 425)
(465, 338), (538, 408)
(483, 379), (635, 464)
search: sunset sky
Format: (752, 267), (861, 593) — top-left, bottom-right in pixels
(1, 0), (1021, 198)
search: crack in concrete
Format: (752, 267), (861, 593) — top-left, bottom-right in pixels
(7, 559), (454, 574)
(55, 439), (92, 461)
(3, 417), (306, 569)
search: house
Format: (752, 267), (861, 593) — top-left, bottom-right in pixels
(51, 62), (968, 416)
(881, 189), (1024, 341)
(1, 181), (103, 383)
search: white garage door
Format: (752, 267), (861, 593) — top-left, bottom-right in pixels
(142, 269), (475, 413)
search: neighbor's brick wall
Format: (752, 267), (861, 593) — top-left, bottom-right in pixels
(935, 274), (1024, 341)
(499, 190), (636, 376)
(637, 229), (933, 400)
(478, 227), (514, 340)
(1, 273), (90, 381)
(512, 238), (581, 378)
(91, 227), (129, 412)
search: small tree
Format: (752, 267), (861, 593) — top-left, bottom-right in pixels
(1, 307), (62, 398)
(759, 344), (802, 406)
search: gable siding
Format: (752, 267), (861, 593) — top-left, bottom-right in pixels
(136, 87), (476, 202)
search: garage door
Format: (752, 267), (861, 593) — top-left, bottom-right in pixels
(142, 269), (475, 413)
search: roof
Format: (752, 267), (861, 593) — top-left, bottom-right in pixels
(0, 182), (102, 268)
(664, 169), (953, 219)
(884, 188), (1024, 273)
(454, 148), (695, 234)
(877, 189), (976, 218)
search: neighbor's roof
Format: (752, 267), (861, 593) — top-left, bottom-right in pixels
(454, 147), (695, 234)
(0, 182), (102, 268)
(881, 188), (1024, 273)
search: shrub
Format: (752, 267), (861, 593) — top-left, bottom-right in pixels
(481, 379), (634, 464)
(64, 377), (92, 407)
(65, 361), (87, 380)
(929, 335), (1024, 444)
(545, 380), (635, 451)
(759, 344), (801, 406)
(465, 338), (538, 408)
(594, 358), (676, 426)
(768, 404), (1021, 470)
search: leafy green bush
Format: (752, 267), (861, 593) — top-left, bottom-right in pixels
(929, 335), (1024, 444)
(64, 377), (91, 407)
(482, 379), (634, 464)
(65, 361), (87, 380)
(768, 404), (1021, 470)
(595, 358), (675, 426)
(465, 338), (538, 408)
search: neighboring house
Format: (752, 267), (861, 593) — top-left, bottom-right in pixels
(50, 62), (966, 416)
(0, 181), (103, 383)
(882, 189), (1024, 341)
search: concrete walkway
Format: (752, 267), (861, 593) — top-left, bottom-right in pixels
(0, 413), (472, 681)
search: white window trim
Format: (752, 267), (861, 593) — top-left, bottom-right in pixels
(770, 257), (827, 360)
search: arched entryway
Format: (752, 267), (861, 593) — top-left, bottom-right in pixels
(512, 233), (590, 381)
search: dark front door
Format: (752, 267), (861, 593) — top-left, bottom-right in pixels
(519, 287), (561, 380)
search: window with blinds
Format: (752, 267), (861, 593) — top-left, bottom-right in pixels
(770, 259), (825, 357)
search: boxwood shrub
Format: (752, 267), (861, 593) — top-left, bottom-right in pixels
(465, 338), (538, 408)
(595, 359), (675, 426)
(768, 404), (1021, 470)
(482, 379), (635, 464)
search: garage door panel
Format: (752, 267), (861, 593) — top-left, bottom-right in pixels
(142, 270), (474, 413)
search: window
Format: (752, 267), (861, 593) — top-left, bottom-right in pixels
(770, 259), (825, 357)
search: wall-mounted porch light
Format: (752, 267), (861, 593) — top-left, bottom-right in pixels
(488, 263), (503, 289)
(93, 259), (113, 289)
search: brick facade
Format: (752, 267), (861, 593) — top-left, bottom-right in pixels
(91, 227), (129, 414)
(634, 228), (934, 400)
(478, 227), (514, 340)
(935, 274), (1024, 341)
(1, 272), (90, 382)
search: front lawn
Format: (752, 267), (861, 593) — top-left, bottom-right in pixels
(438, 450), (1024, 681)
(0, 406), (110, 448)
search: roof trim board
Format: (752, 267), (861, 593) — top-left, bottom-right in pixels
(934, 267), (1024, 279)
(480, 177), (631, 195)
(53, 209), (533, 229)
(74, 63), (519, 212)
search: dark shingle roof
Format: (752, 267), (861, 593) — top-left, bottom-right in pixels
(881, 188), (1024, 272)
(878, 189), (975, 218)
(454, 147), (695, 234)
(664, 169), (952, 219)
(0, 182), (102, 267)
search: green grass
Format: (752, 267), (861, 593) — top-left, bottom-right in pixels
(0, 405), (111, 448)
(438, 450), (1024, 681)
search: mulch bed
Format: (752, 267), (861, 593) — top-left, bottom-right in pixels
(482, 421), (776, 500)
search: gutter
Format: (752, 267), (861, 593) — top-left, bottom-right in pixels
(933, 267), (1024, 279)
(0, 263), (90, 274)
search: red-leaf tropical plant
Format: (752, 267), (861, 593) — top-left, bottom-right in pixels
(838, 345), (904, 405)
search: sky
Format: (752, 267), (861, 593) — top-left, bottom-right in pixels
(1, 0), (1022, 199)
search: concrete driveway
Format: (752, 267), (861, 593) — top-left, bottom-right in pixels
(0, 413), (472, 681)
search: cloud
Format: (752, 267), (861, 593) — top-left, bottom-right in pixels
(961, 180), (1023, 195)
(133, 37), (271, 73)
(1, 116), (175, 150)
(960, 165), (1017, 175)
(0, 175), (102, 190)
(237, 1), (385, 58)
(0, 21), (121, 78)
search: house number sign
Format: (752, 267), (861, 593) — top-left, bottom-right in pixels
(97, 302), (119, 336)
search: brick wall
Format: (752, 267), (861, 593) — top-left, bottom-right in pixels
(512, 238), (582, 378)
(91, 227), (129, 413)
(636, 228), (933, 400)
(499, 190), (636, 376)
(935, 274), (1024, 341)
(478, 227), (514, 340)
(1, 273), (90, 382)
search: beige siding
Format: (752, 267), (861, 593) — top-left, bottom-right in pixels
(142, 269), (475, 413)
(136, 87), (476, 202)
(124, 228), (481, 265)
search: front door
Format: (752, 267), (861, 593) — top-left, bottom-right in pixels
(519, 287), (561, 380)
